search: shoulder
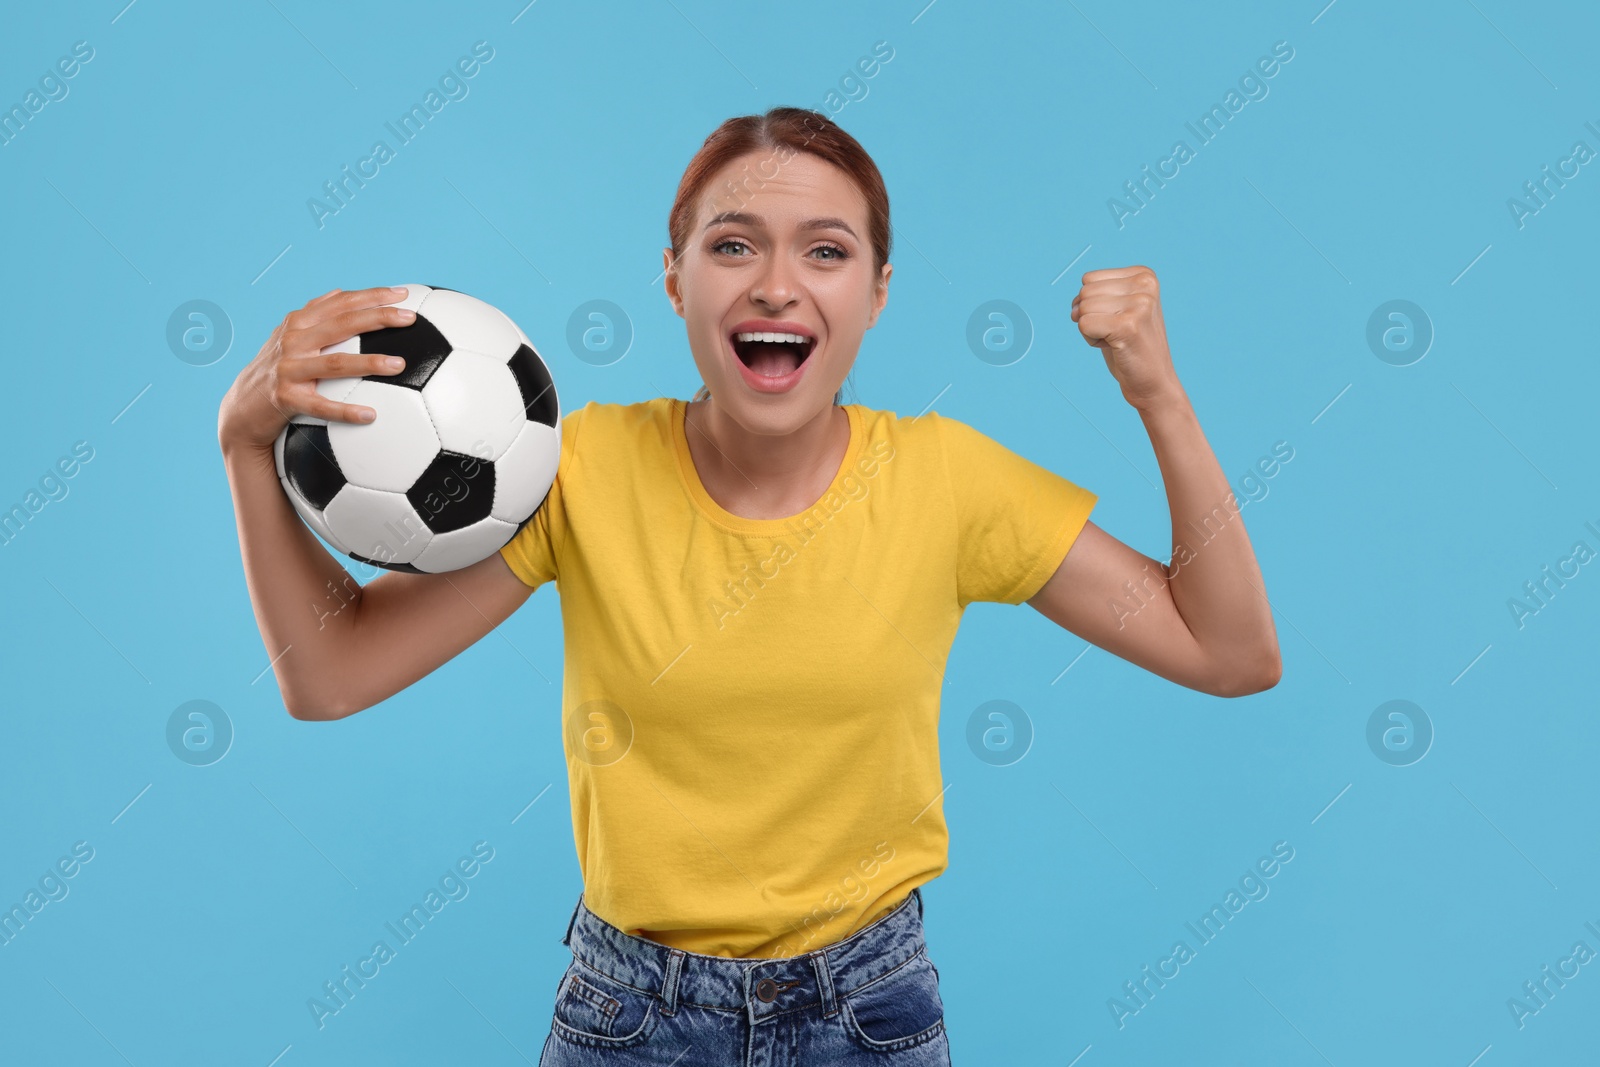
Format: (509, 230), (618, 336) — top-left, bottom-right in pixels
(557, 396), (676, 446)
(849, 404), (950, 447)
(850, 405), (980, 464)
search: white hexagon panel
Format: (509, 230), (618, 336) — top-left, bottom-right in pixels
(322, 484), (433, 567)
(327, 381), (440, 493)
(420, 349), (526, 461)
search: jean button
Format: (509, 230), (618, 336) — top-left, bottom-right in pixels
(755, 978), (779, 1002)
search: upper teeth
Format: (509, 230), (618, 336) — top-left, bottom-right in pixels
(735, 331), (809, 345)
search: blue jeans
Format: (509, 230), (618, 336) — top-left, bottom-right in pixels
(538, 887), (952, 1065)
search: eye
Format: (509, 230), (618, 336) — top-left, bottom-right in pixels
(811, 243), (849, 261)
(711, 238), (752, 257)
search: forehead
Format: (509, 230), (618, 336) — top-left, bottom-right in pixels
(697, 149), (868, 231)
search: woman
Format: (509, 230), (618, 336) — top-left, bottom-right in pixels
(218, 107), (1280, 1065)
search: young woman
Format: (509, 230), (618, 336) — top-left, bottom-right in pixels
(218, 107), (1280, 1065)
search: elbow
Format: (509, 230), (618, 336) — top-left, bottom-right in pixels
(284, 699), (338, 722)
(282, 684), (358, 722)
(1243, 650), (1284, 695)
(1204, 645), (1283, 698)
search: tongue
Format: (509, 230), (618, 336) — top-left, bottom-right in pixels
(744, 341), (803, 377)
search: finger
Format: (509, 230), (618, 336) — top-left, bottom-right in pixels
(1071, 293), (1125, 315)
(301, 285), (410, 320)
(1072, 296), (1117, 321)
(1082, 265), (1153, 283)
(295, 392), (381, 424)
(279, 349), (407, 382)
(1076, 312), (1124, 342)
(1072, 284), (1138, 314)
(342, 285), (412, 307)
(1074, 296), (1136, 317)
(1076, 278), (1146, 300)
(291, 303), (418, 353)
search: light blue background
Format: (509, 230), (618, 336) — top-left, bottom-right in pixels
(2, 1), (1597, 1063)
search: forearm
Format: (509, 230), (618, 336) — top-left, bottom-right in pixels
(220, 439), (362, 717)
(1137, 386), (1279, 679)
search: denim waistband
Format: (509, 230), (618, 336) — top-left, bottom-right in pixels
(559, 887), (929, 1022)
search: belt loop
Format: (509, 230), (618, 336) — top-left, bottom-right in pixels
(560, 892), (584, 947)
(809, 950), (838, 1018)
(659, 949), (686, 1017)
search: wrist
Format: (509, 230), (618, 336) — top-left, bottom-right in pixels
(1130, 378), (1190, 418)
(220, 429), (278, 472)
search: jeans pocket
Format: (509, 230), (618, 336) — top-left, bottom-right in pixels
(841, 949), (947, 1053)
(550, 960), (659, 1049)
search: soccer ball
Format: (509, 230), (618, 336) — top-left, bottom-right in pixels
(273, 283), (559, 574)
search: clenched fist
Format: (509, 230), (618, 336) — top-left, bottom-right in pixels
(1071, 265), (1183, 411)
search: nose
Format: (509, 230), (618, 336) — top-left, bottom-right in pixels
(749, 252), (799, 311)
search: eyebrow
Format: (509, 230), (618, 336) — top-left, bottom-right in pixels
(702, 211), (858, 239)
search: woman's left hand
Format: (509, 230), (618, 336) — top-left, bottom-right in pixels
(1071, 265), (1184, 412)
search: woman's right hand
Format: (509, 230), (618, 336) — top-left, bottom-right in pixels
(217, 285), (417, 456)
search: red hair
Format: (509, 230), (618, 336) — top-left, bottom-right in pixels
(668, 107), (891, 405)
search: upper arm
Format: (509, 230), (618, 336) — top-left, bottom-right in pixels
(311, 405), (581, 718)
(1025, 519), (1237, 696)
(318, 548), (536, 719)
(935, 413), (1098, 608)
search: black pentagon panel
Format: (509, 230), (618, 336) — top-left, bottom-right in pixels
(348, 550), (424, 574)
(359, 316), (453, 390)
(426, 283), (459, 293)
(281, 423), (345, 510)
(406, 450), (496, 534)
(507, 343), (558, 427)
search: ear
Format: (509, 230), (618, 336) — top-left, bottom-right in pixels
(663, 248), (684, 318)
(865, 262), (892, 329)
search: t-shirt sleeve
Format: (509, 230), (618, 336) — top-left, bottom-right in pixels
(497, 405), (583, 590)
(934, 412), (1098, 607)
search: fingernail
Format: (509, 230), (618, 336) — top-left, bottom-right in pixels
(390, 286), (409, 294)
(398, 308), (416, 319)
(360, 408), (376, 422)
(385, 357), (404, 370)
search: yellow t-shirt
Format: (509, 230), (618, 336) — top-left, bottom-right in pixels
(499, 397), (1097, 958)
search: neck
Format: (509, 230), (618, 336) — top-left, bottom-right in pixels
(684, 397), (849, 516)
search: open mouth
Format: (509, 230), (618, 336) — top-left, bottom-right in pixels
(731, 330), (816, 378)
